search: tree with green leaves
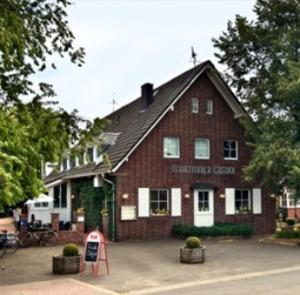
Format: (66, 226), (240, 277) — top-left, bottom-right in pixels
(0, 1), (104, 210)
(213, 0), (300, 197)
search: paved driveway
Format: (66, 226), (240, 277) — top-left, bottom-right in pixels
(1, 238), (300, 294)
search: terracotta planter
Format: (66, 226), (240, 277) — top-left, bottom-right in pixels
(52, 255), (80, 274)
(180, 246), (205, 264)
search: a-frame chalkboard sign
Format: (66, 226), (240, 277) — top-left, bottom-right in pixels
(80, 230), (109, 276)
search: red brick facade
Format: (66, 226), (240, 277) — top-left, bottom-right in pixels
(287, 208), (300, 219)
(114, 73), (276, 239)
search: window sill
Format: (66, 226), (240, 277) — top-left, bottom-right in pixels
(224, 158), (238, 161)
(164, 156), (180, 159)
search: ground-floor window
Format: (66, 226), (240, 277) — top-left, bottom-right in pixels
(150, 189), (169, 216)
(235, 189), (250, 214)
(54, 183), (67, 208)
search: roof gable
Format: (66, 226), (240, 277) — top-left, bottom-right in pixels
(98, 60), (245, 174)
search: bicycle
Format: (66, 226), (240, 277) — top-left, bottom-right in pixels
(0, 230), (21, 258)
(20, 228), (58, 247)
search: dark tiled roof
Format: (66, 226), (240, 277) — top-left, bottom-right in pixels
(44, 163), (97, 184)
(97, 61), (209, 172)
(45, 60), (230, 184)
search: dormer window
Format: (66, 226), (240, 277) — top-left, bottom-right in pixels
(69, 156), (76, 169)
(62, 158), (68, 170)
(87, 147), (94, 163)
(78, 152), (85, 166)
(207, 99), (213, 115)
(191, 97), (199, 113)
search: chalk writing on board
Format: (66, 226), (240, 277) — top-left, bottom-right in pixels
(84, 241), (99, 262)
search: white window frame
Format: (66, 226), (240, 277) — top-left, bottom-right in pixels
(191, 97), (199, 113)
(197, 191), (210, 212)
(150, 189), (169, 216)
(163, 137), (180, 159)
(235, 189), (251, 214)
(86, 146), (95, 163)
(34, 202), (49, 209)
(207, 99), (213, 115)
(195, 138), (210, 160)
(224, 140), (238, 160)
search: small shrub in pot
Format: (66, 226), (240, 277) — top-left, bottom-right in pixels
(53, 243), (80, 274)
(180, 236), (205, 264)
(186, 236), (201, 249)
(63, 243), (79, 257)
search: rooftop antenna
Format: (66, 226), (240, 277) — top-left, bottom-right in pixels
(111, 92), (118, 112)
(190, 46), (199, 67)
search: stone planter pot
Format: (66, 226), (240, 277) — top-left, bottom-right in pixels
(180, 246), (205, 264)
(52, 255), (81, 274)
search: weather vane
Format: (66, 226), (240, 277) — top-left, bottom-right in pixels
(190, 46), (199, 67)
(111, 92), (118, 112)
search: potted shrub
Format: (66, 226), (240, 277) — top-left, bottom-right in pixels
(180, 236), (205, 264)
(53, 243), (81, 274)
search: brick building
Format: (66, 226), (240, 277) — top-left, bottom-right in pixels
(45, 60), (275, 240)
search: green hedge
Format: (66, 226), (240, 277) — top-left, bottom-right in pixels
(172, 223), (254, 238)
(276, 231), (300, 239)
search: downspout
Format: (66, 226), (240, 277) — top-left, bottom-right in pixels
(102, 175), (116, 242)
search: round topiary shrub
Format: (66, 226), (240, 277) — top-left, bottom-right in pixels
(186, 236), (201, 249)
(286, 218), (296, 226)
(63, 243), (79, 257)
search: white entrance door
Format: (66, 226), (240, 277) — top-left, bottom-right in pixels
(194, 189), (214, 226)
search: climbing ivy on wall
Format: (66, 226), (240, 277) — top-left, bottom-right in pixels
(72, 178), (103, 231)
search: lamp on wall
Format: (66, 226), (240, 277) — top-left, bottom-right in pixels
(219, 194), (225, 199)
(184, 193), (190, 199)
(122, 193), (129, 200)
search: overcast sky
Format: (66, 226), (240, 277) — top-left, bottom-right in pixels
(36, 0), (256, 120)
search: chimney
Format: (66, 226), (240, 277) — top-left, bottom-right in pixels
(141, 83), (154, 109)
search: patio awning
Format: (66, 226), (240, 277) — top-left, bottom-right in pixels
(25, 193), (53, 205)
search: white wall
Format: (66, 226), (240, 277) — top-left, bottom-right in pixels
(28, 181), (72, 224)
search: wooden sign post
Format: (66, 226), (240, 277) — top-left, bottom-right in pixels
(80, 230), (109, 276)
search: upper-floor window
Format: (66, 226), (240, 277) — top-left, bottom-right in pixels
(78, 152), (85, 166)
(62, 158), (68, 170)
(224, 140), (238, 160)
(191, 97), (199, 113)
(53, 183), (67, 208)
(163, 137), (180, 158)
(87, 147), (94, 163)
(150, 189), (169, 216)
(195, 138), (210, 159)
(69, 156), (76, 169)
(207, 99), (213, 114)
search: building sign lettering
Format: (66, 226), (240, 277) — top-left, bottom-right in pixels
(171, 165), (235, 175)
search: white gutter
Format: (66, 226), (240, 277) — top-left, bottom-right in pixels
(101, 175), (116, 242)
(45, 179), (63, 188)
